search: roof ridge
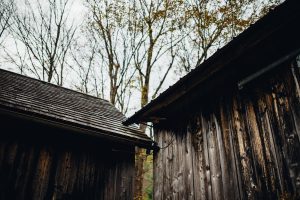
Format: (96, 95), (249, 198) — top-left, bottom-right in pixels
(0, 68), (110, 103)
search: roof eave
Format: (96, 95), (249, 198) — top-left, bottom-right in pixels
(0, 104), (155, 149)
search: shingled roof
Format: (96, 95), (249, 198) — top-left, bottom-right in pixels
(0, 69), (152, 148)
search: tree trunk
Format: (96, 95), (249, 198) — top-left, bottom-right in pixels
(134, 84), (149, 200)
(134, 145), (146, 200)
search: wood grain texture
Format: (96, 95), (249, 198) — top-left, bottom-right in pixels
(0, 117), (135, 200)
(153, 60), (300, 199)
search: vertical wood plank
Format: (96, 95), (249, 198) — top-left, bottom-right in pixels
(190, 117), (206, 200)
(186, 128), (195, 200)
(219, 101), (241, 200)
(202, 114), (213, 200)
(214, 111), (229, 200)
(154, 128), (164, 200)
(208, 114), (223, 200)
(32, 147), (52, 200)
(232, 97), (254, 200)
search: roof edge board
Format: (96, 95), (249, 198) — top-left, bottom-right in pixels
(0, 105), (155, 149)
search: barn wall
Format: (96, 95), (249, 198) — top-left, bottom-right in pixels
(154, 60), (300, 199)
(0, 117), (135, 200)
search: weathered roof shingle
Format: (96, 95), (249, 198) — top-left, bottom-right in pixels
(0, 69), (152, 148)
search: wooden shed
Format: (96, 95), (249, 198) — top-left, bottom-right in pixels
(124, 0), (300, 199)
(0, 69), (153, 199)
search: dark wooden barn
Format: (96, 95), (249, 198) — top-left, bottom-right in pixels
(124, 0), (300, 199)
(0, 69), (152, 200)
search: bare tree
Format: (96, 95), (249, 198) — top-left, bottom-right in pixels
(69, 34), (107, 99)
(8, 0), (77, 85)
(0, 0), (14, 41)
(130, 0), (187, 104)
(85, 0), (140, 113)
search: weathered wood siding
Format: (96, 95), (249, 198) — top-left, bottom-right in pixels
(154, 60), (300, 199)
(0, 116), (135, 200)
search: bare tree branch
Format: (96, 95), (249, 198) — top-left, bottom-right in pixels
(7, 0), (77, 85)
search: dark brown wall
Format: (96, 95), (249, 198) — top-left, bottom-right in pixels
(0, 115), (135, 200)
(154, 59), (300, 199)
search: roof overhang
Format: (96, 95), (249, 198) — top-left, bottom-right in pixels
(0, 103), (155, 149)
(124, 0), (300, 126)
